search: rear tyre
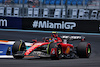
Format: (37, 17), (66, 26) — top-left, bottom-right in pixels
(77, 42), (91, 58)
(12, 40), (26, 59)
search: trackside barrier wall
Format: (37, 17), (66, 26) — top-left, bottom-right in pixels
(0, 16), (22, 29)
(22, 18), (100, 33)
(0, 16), (100, 33)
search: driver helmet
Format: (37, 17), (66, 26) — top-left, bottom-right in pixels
(49, 38), (52, 42)
(51, 32), (58, 38)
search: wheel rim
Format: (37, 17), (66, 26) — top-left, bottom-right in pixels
(86, 44), (91, 57)
(58, 48), (61, 54)
(88, 48), (91, 54)
(57, 47), (62, 59)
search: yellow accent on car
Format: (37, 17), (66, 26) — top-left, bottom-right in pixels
(19, 40), (22, 51)
(65, 46), (70, 54)
(52, 32), (58, 34)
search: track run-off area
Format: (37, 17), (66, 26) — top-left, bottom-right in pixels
(0, 29), (100, 67)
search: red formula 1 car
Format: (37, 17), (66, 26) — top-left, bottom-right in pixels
(12, 32), (91, 60)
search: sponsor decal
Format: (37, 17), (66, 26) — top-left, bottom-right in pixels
(0, 19), (7, 27)
(51, 48), (55, 54)
(32, 20), (76, 30)
(51, 48), (57, 55)
(61, 36), (82, 39)
(70, 36), (82, 39)
(65, 46), (70, 54)
(34, 43), (43, 45)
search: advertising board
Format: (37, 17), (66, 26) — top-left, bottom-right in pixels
(22, 18), (100, 32)
(0, 16), (22, 29)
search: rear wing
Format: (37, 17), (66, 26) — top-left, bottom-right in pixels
(61, 36), (85, 41)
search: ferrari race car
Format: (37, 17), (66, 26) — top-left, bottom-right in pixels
(12, 32), (91, 60)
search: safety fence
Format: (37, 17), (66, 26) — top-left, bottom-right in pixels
(0, 6), (100, 20)
(0, 16), (100, 33)
(0, 0), (100, 20)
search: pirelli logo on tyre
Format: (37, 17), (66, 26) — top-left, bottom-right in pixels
(0, 19), (7, 27)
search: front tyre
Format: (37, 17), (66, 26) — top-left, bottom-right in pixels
(77, 42), (91, 58)
(50, 43), (62, 60)
(12, 40), (26, 59)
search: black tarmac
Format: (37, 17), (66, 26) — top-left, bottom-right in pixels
(0, 30), (100, 67)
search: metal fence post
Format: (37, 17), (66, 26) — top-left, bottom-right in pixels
(22, 0), (25, 17)
(65, 0), (68, 19)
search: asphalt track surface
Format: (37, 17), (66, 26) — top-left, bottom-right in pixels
(0, 30), (100, 67)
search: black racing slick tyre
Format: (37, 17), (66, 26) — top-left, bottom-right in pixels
(50, 43), (62, 60)
(12, 40), (26, 59)
(77, 42), (91, 58)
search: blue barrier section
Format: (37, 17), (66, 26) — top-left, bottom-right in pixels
(0, 16), (22, 29)
(0, 44), (12, 55)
